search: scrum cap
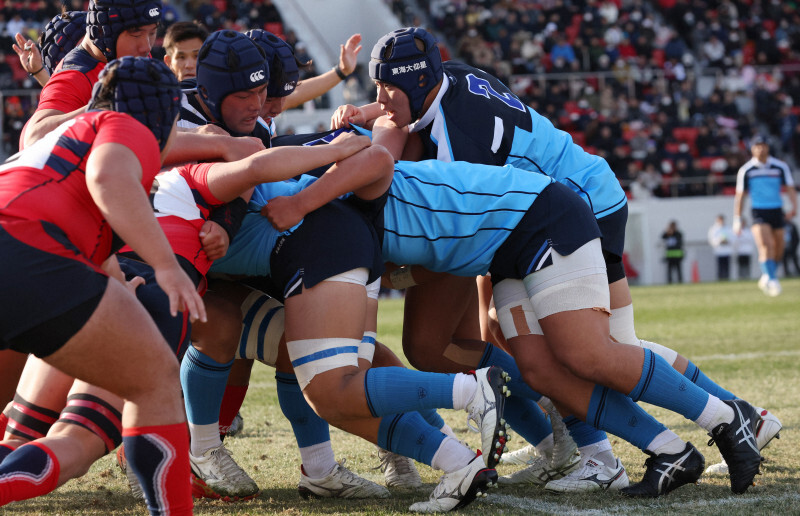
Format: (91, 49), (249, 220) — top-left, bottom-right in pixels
(89, 56), (181, 150)
(40, 11), (87, 73)
(196, 30), (268, 123)
(87, 0), (162, 61)
(245, 29), (298, 98)
(369, 27), (443, 121)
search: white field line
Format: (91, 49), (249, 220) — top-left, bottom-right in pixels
(486, 491), (800, 514)
(691, 349), (800, 362)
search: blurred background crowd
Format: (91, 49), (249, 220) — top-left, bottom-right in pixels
(1, 0), (799, 199)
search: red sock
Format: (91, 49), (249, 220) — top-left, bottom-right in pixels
(122, 422), (192, 515)
(218, 385), (248, 435)
(0, 412), (8, 435)
(0, 442), (60, 503)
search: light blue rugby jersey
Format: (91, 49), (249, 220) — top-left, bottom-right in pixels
(384, 160), (555, 276)
(413, 61), (627, 219)
(210, 176), (317, 277)
(736, 156), (794, 210)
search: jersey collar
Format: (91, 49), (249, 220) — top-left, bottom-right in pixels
(409, 72), (450, 133)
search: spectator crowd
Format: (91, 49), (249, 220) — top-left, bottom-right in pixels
(2, 0), (800, 199)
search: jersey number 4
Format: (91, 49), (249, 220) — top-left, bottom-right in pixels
(466, 74), (526, 112)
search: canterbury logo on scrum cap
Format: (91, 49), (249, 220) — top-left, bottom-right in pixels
(250, 70), (265, 82)
(148, 7), (160, 17)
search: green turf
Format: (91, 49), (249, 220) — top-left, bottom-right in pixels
(3, 278), (799, 515)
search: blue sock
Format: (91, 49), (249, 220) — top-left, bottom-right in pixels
(503, 395), (552, 447)
(683, 361), (737, 401)
(629, 349), (710, 422)
(478, 343), (542, 402)
(364, 367), (454, 417)
(377, 413), (446, 466)
(766, 259), (778, 279)
(419, 409), (445, 430)
(276, 372), (330, 448)
(587, 385), (667, 451)
(564, 415), (608, 447)
(180, 346), (233, 425)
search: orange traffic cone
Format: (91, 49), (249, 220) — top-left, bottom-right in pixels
(691, 260), (700, 283)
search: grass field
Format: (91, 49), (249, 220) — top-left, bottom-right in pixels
(3, 279), (799, 515)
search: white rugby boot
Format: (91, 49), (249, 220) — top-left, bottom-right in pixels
(465, 366), (510, 467)
(409, 453), (497, 513)
(378, 448), (423, 488)
(190, 443), (260, 501)
(545, 455), (629, 493)
(298, 461), (390, 499)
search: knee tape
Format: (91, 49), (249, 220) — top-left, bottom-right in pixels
(360, 331), (377, 363)
(56, 394), (123, 454)
(609, 304), (639, 345)
(323, 267), (368, 286)
(640, 340), (678, 366)
(287, 338), (360, 390)
(493, 279), (541, 338)
(6, 394), (61, 441)
(236, 291), (285, 366)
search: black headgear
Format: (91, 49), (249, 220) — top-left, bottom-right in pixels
(89, 56), (181, 150)
(245, 29), (298, 98)
(86, 0), (162, 61)
(40, 11), (87, 73)
(369, 27), (443, 121)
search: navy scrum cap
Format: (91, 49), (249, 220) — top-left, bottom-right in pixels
(40, 11), (87, 74)
(87, 0), (162, 61)
(89, 56), (181, 150)
(197, 30), (269, 123)
(750, 135), (768, 146)
(245, 29), (298, 98)
(369, 27), (443, 121)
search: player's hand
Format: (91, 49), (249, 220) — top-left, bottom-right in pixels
(338, 34), (362, 76)
(199, 220), (230, 261)
(222, 136), (266, 162)
(329, 131), (371, 158)
(261, 196), (305, 232)
(154, 263), (207, 322)
(125, 276), (146, 296)
(331, 104), (365, 129)
(12, 33), (44, 75)
(193, 124), (230, 136)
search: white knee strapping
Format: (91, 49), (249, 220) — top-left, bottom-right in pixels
(236, 291), (284, 366)
(287, 337), (360, 390)
(640, 340), (679, 366)
(522, 240), (609, 319)
(359, 331), (376, 363)
(609, 304), (639, 345)
(323, 267), (369, 286)
(366, 279), (380, 300)
(493, 278), (542, 338)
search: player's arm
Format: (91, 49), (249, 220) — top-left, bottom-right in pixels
(285, 34), (362, 110)
(204, 131), (371, 202)
(86, 142), (206, 322)
(23, 107), (87, 147)
(12, 33), (49, 87)
(786, 184), (798, 221)
(163, 131), (266, 165)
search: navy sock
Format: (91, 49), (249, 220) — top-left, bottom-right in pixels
(276, 372), (330, 448)
(364, 367), (454, 417)
(478, 343), (542, 402)
(629, 349), (709, 422)
(683, 361), (737, 400)
(503, 395), (552, 447)
(587, 385), (667, 451)
(180, 345), (233, 425)
(377, 413), (446, 466)
(563, 415), (608, 447)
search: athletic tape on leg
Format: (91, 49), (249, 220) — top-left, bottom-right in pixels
(288, 338), (359, 390)
(493, 278), (541, 338)
(236, 291), (284, 365)
(359, 331), (376, 363)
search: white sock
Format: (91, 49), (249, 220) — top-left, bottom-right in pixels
(578, 439), (615, 465)
(647, 430), (686, 455)
(535, 433), (554, 458)
(695, 396), (734, 431)
(440, 423), (457, 439)
(431, 436), (476, 473)
(451, 373), (477, 411)
(300, 441), (337, 479)
(188, 422), (222, 456)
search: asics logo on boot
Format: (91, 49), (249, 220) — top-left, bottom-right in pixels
(654, 449), (692, 493)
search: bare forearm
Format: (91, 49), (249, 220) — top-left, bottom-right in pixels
(284, 72), (341, 110)
(24, 107), (85, 147)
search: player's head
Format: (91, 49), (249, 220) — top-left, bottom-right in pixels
(86, 0), (162, 61)
(245, 29), (302, 123)
(163, 21), (208, 81)
(369, 27), (443, 124)
(40, 11), (87, 74)
(196, 30), (269, 135)
(88, 56), (181, 152)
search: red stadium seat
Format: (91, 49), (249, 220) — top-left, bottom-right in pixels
(264, 22), (284, 39)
